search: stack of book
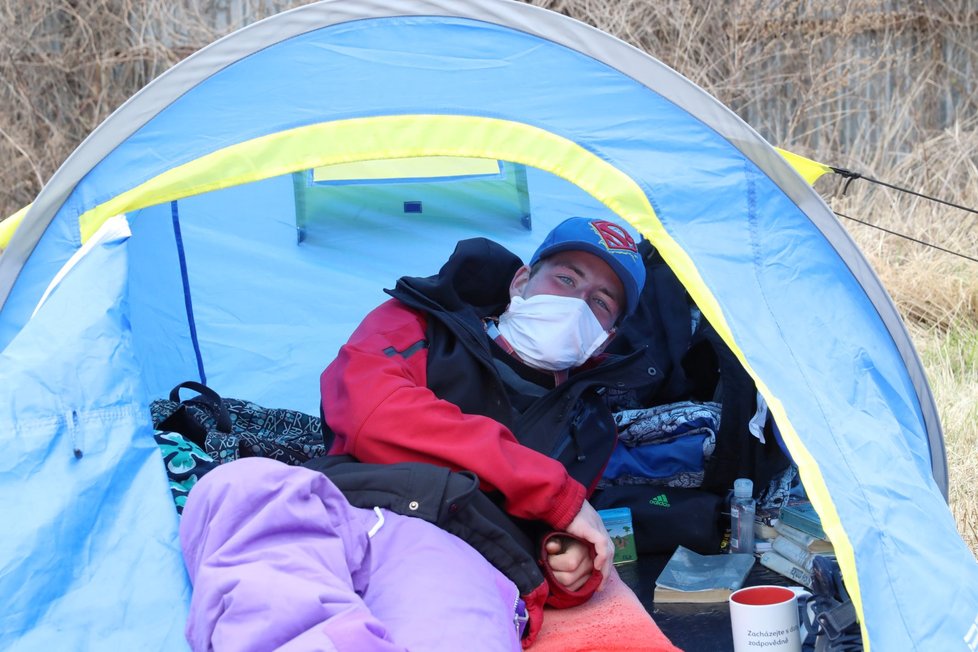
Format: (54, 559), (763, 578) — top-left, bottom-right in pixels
(758, 500), (834, 588)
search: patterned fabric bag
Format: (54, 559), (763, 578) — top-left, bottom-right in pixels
(151, 381), (327, 511)
(154, 430), (217, 513)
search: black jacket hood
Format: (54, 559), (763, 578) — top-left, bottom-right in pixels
(387, 237), (522, 322)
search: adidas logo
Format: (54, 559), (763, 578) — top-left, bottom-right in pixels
(649, 493), (670, 508)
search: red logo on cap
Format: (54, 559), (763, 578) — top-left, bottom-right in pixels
(590, 220), (638, 253)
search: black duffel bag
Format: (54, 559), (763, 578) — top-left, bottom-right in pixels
(591, 484), (724, 555)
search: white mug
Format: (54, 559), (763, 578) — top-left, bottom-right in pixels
(728, 585), (804, 652)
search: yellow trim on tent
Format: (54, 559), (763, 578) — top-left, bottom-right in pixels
(72, 115), (861, 637)
(776, 148), (833, 185)
(313, 156), (500, 182)
(0, 203), (31, 251)
(78, 115), (664, 241)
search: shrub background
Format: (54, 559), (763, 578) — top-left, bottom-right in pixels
(1, 0), (975, 551)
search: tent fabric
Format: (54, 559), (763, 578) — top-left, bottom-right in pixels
(0, 1), (975, 650)
(0, 221), (190, 650)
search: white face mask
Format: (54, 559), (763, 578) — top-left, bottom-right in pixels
(496, 294), (610, 371)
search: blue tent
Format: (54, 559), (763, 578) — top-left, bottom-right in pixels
(1, 1), (976, 649)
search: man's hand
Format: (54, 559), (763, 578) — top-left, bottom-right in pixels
(563, 500), (613, 590)
(544, 536), (594, 592)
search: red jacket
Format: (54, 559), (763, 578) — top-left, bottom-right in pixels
(322, 298), (587, 530)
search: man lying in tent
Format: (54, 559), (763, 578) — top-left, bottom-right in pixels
(179, 217), (653, 650)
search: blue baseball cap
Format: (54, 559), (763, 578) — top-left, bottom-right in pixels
(530, 217), (646, 317)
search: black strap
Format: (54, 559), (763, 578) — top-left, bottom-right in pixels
(168, 381), (232, 433)
(155, 404), (209, 449)
(816, 601), (858, 642)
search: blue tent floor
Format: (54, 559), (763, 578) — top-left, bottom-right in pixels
(620, 554), (794, 651)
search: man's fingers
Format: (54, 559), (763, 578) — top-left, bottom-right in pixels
(547, 538), (586, 570)
(545, 536), (569, 555)
(563, 500), (614, 590)
(547, 553), (573, 572)
(593, 540), (614, 591)
(592, 550), (608, 587)
(551, 570), (588, 592)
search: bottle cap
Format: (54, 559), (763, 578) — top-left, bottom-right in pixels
(734, 478), (753, 498)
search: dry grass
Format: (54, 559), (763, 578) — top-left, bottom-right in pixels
(0, 0), (302, 213)
(0, 0), (976, 551)
(915, 323), (978, 552)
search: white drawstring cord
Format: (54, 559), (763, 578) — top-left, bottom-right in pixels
(367, 506), (385, 538)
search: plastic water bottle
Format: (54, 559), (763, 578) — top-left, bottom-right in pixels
(729, 478), (756, 554)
